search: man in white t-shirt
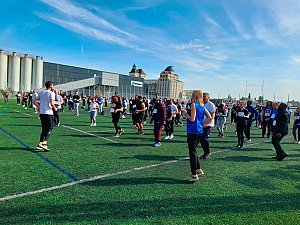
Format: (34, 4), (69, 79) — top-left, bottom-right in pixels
(32, 90), (38, 114)
(34, 81), (57, 151)
(200, 92), (216, 159)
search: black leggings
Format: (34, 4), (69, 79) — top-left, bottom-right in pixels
(113, 117), (121, 134)
(237, 123), (246, 146)
(39, 114), (54, 142)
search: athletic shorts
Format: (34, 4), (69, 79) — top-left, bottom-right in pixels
(90, 111), (97, 120)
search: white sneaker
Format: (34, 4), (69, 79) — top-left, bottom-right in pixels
(170, 134), (174, 139)
(293, 140), (298, 144)
(247, 139), (252, 143)
(197, 169), (204, 176)
(187, 174), (199, 182)
(298, 141), (300, 144)
(165, 136), (170, 140)
(93, 123), (96, 126)
(90, 124), (93, 126)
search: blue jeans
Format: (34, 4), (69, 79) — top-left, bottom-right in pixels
(200, 126), (212, 155)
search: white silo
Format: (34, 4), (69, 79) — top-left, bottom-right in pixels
(8, 52), (21, 92)
(32, 56), (43, 90)
(0, 50), (8, 90)
(20, 54), (32, 92)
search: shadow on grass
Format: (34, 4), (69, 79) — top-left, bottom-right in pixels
(218, 156), (271, 162)
(233, 176), (278, 190)
(1, 193), (299, 224)
(120, 154), (184, 161)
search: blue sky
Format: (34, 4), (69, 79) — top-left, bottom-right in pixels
(1, 0), (300, 101)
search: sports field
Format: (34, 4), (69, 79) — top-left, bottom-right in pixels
(0, 101), (299, 225)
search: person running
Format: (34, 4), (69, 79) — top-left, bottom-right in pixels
(28, 91), (33, 108)
(32, 90), (38, 114)
(152, 97), (166, 147)
(292, 106), (300, 144)
(89, 97), (99, 126)
(271, 103), (289, 161)
(143, 97), (149, 124)
(175, 99), (183, 127)
(235, 101), (249, 149)
(245, 100), (259, 143)
(121, 97), (127, 119)
(34, 81), (57, 151)
(169, 99), (178, 139)
(3, 91), (9, 104)
(97, 95), (103, 114)
(53, 89), (63, 126)
(131, 95), (139, 129)
(73, 91), (80, 116)
(183, 90), (212, 182)
(22, 92), (28, 109)
(200, 92), (216, 159)
(215, 103), (227, 138)
(231, 104), (238, 124)
(136, 96), (147, 135)
(270, 102), (279, 137)
(261, 101), (273, 138)
(164, 100), (173, 140)
(15, 92), (21, 105)
(111, 95), (124, 137)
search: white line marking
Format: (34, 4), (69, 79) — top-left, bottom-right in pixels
(13, 110), (119, 144)
(14, 110), (34, 117)
(85, 130), (116, 133)
(61, 125), (119, 144)
(0, 149), (230, 202)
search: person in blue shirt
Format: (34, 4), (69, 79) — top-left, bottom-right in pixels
(270, 102), (279, 136)
(235, 101), (249, 149)
(97, 95), (103, 114)
(261, 101), (273, 138)
(245, 100), (259, 143)
(182, 90), (212, 182)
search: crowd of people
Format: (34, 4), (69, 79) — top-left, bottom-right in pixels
(6, 81), (300, 182)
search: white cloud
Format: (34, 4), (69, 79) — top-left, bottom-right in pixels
(203, 14), (222, 29)
(291, 56), (300, 64)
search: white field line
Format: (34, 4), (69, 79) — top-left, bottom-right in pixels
(13, 110), (119, 144)
(61, 125), (119, 144)
(0, 148), (231, 202)
(14, 110), (34, 117)
(85, 130), (116, 133)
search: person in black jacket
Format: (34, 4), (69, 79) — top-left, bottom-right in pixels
(151, 98), (166, 147)
(271, 103), (289, 161)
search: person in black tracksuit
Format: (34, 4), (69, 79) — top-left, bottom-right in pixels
(151, 98), (166, 147)
(235, 102), (249, 149)
(111, 96), (124, 137)
(271, 103), (289, 161)
(293, 106), (300, 143)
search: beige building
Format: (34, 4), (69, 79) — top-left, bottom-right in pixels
(156, 66), (184, 99)
(129, 63), (146, 79)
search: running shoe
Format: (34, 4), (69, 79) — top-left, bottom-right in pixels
(153, 142), (161, 147)
(165, 136), (170, 140)
(187, 174), (199, 182)
(170, 134), (174, 139)
(114, 134), (120, 137)
(196, 169), (204, 176)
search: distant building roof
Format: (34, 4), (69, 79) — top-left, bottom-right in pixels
(164, 66), (174, 72)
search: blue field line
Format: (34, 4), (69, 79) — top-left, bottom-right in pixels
(0, 127), (79, 182)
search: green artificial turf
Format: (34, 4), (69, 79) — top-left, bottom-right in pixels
(0, 100), (299, 224)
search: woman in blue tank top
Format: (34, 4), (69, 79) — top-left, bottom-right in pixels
(183, 90), (212, 182)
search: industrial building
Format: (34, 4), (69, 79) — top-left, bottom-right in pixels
(0, 49), (185, 100)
